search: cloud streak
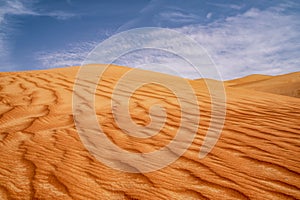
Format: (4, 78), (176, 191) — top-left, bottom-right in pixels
(106, 4), (300, 80)
(36, 3), (300, 80)
(0, 0), (76, 70)
(158, 11), (200, 23)
(98, 2), (299, 80)
(206, 2), (244, 10)
(0, 0), (33, 70)
(177, 4), (300, 79)
(35, 41), (97, 69)
(5, 1), (298, 81)
(0, 0), (75, 20)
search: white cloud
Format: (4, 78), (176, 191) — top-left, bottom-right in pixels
(1, 0), (35, 17)
(101, 5), (300, 80)
(0, 0), (75, 19)
(0, 0), (34, 70)
(206, 2), (244, 10)
(158, 11), (200, 23)
(45, 11), (76, 20)
(113, 3), (300, 80)
(206, 12), (212, 19)
(6, 1), (297, 81)
(117, 1), (202, 32)
(177, 6), (300, 79)
(0, 0), (76, 70)
(112, 49), (198, 78)
(35, 41), (97, 69)
(83, 28), (219, 80)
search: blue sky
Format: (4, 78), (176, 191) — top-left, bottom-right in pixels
(0, 0), (299, 79)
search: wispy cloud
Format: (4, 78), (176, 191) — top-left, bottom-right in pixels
(0, 0), (36, 19)
(0, 0), (34, 70)
(45, 11), (76, 20)
(35, 41), (97, 69)
(106, 4), (300, 80)
(8, 1), (298, 81)
(0, 0), (76, 70)
(158, 11), (200, 23)
(177, 5), (300, 79)
(206, 12), (212, 19)
(114, 1), (299, 80)
(0, 0), (75, 20)
(117, 0), (204, 32)
(206, 2), (244, 10)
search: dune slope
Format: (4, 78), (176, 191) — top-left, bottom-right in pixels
(226, 72), (300, 98)
(0, 65), (299, 200)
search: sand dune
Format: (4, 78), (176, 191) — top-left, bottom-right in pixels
(0, 65), (299, 199)
(226, 72), (300, 98)
(224, 74), (273, 86)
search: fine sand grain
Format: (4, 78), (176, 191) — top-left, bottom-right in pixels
(0, 65), (299, 199)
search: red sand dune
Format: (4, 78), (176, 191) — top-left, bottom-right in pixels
(0, 65), (299, 199)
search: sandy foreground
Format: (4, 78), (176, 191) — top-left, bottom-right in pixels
(0, 64), (299, 199)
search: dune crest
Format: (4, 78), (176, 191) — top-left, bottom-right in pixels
(226, 72), (300, 98)
(0, 65), (299, 199)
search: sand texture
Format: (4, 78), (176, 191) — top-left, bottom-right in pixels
(0, 65), (299, 199)
(226, 72), (300, 98)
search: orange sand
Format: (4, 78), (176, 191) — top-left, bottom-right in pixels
(0, 65), (299, 199)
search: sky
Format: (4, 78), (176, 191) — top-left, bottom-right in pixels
(0, 0), (299, 80)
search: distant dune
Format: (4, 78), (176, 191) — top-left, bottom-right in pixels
(225, 74), (273, 86)
(226, 72), (300, 98)
(0, 65), (299, 199)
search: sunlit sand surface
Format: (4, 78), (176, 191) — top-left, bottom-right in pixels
(0, 65), (299, 199)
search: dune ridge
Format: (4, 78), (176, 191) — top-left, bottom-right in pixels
(0, 65), (299, 199)
(225, 72), (300, 98)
